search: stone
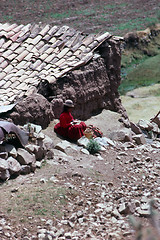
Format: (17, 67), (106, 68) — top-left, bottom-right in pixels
(133, 156), (141, 162)
(52, 149), (67, 157)
(0, 152), (8, 159)
(112, 208), (121, 219)
(20, 165), (31, 174)
(96, 203), (107, 209)
(123, 142), (135, 148)
(151, 141), (160, 148)
(97, 155), (104, 160)
(17, 148), (36, 165)
(108, 232), (120, 239)
(136, 208), (150, 217)
(7, 156), (21, 175)
(4, 144), (17, 158)
(42, 135), (54, 150)
(94, 137), (109, 146)
(151, 122), (160, 134)
(152, 113), (160, 127)
(0, 169), (10, 181)
(80, 148), (90, 155)
(118, 202), (130, 215)
(140, 203), (150, 210)
(132, 134), (146, 145)
(110, 128), (132, 142)
(77, 210), (83, 218)
(77, 136), (89, 147)
(105, 206), (113, 214)
(36, 132), (45, 140)
(130, 121), (142, 134)
(36, 161), (42, 168)
(138, 119), (153, 131)
(0, 158), (9, 171)
(25, 144), (45, 160)
(49, 176), (59, 183)
(40, 178), (48, 183)
(55, 140), (71, 152)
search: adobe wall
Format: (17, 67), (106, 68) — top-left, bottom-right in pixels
(47, 38), (127, 120)
(4, 38), (127, 128)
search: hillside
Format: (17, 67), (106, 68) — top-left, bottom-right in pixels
(120, 24), (160, 95)
(0, 0), (160, 36)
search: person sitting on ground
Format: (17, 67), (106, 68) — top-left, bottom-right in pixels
(54, 99), (86, 141)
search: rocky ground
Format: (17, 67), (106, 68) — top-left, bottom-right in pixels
(0, 110), (160, 240)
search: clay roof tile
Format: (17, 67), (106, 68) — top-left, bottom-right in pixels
(0, 38), (5, 47)
(0, 22), (117, 106)
(39, 24), (50, 36)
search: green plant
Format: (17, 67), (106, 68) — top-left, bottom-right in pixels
(86, 139), (101, 154)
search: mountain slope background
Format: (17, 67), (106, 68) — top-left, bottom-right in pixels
(0, 0), (159, 36)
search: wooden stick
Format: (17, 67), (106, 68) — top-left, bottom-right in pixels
(150, 110), (160, 122)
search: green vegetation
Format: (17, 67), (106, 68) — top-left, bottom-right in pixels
(3, 183), (77, 220)
(86, 139), (101, 154)
(119, 29), (160, 95)
(119, 54), (160, 95)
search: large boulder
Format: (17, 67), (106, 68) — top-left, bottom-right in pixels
(17, 148), (36, 165)
(8, 93), (54, 129)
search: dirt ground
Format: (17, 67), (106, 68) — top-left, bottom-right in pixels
(0, 110), (160, 239)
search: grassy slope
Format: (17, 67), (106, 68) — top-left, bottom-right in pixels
(120, 54), (160, 94)
(119, 32), (160, 95)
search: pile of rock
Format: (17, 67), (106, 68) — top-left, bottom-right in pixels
(0, 124), (53, 181)
(1, 111), (160, 181)
(109, 113), (160, 146)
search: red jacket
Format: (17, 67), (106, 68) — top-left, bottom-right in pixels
(54, 111), (86, 141)
(59, 112), (74, 128)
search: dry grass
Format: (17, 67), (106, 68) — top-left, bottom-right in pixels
(121, 84), (160, 123)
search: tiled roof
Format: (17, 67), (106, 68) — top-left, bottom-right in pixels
(0, 22), (117, 106)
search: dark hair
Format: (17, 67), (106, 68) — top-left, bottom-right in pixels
(62, 105), (70, 113)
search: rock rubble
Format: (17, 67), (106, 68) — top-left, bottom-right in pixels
(0, 123), (53, 181)
(0, 116), (160, 239)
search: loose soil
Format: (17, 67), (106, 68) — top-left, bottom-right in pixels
(0, 110), (159, 239)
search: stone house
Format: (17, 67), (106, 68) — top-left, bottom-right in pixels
(0, 23), (126, 128)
